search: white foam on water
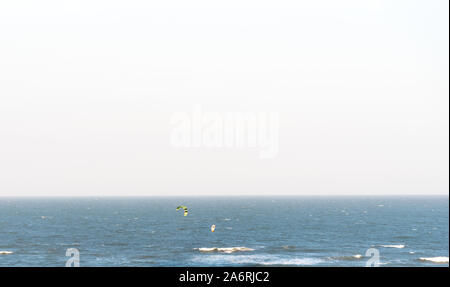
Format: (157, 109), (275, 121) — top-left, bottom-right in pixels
(0, 251), (13, 255)
(330, 254), (363, 261)
(259, 257), (323, 266)
(191, 254), (323, 266)
(380, 244), (405, 249)
(419, 257), (449, 263)
(195, 247), (254, 253)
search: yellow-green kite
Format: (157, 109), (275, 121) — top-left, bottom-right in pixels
(176, 205), (188, 216)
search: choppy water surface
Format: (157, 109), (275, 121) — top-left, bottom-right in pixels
(0, 197), (448, 266)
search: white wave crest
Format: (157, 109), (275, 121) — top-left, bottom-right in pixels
(259, 258), (323, 266)
(196, 247), (254, 253)
(380, 244), (405, 249)
(331, 254), (363, 261)
(191, 254), (323, 266)
(419, 257), (449, 263)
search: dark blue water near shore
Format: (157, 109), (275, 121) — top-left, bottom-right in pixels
(0, 197), (448, 266)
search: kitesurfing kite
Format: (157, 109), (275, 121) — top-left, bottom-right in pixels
(176, 205), (188, 216)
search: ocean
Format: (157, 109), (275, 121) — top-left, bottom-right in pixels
(0, 196), (448, 267)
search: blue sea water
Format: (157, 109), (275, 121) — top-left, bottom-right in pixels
(0, 196), (448, 267)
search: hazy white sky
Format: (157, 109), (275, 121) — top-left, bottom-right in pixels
(0, 0), (448, 196)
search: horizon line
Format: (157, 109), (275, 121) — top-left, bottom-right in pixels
(0, 194), (448, 198)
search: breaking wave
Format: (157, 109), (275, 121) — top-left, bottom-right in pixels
(195, 247), (254, 254)
(191, 254), (323, 266)
(331, 254), (363, 261)
(380, 245), (405, 249)
(419, 257), (449, 263)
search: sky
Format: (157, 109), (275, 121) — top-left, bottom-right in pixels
(0, 0), (448, 196)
